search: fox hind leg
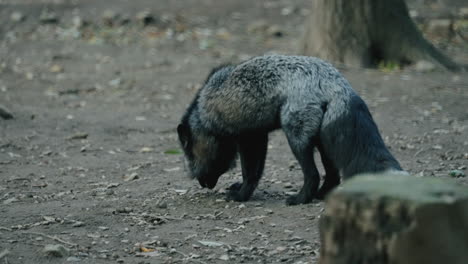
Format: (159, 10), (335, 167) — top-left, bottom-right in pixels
(316, 144), (340, 200)
(285, 139), (320, 205)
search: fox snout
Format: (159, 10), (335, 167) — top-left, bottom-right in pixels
(198, 176), (218, 189)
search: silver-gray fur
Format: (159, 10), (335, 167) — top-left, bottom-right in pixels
(178, 54), (403, 205)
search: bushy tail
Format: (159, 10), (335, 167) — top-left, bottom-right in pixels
(320, 95), (402, 178)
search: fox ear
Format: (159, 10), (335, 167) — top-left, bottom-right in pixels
(177, 124), (190, 148)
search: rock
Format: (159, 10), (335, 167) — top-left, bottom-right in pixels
(247, 20), (268, 34)
(102, 10), (118, 26)
(426, 19), (453, 39)
(449, 169), (465, 178)
(123, 172), (139, 181)
(136, 10), (156, 26)
(157, 200), (168, 209)
(219, 254), (230, 261)
(43, 244), (70, 257)
(72, 16), (84, 28)
(198, 240), (224, 247)
(72, 221), (85, 227)
(0, 249), (10, 260)
(10, 12), (25, 22)
(319, 172), (468, 264)
(39, 10), (59, 24)
(66, 132), (88, 140)
(49, 64), (64, 73)
(266, 25), (284, 37)
(66, 256), (81, 262)
(0, 105), (13, 120)
(414, 60), (436, 72)
(453, 19), (468, 41)
(459, 7), (468, 19)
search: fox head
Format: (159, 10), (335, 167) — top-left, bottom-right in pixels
(177, 123), (237, 189)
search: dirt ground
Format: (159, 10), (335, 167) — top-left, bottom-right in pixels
(1, 0), (467, 263)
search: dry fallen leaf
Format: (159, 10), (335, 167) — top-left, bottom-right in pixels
(140, 247), (155, 252)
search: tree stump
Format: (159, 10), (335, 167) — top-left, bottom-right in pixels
(319, 173), (468, 264)
(301, 0), (460, 71)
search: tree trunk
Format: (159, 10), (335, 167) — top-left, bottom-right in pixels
(319, 173), (468, 264)
(301, 0), (460, 71)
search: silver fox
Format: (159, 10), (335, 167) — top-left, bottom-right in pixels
(177, 55), (403, 205)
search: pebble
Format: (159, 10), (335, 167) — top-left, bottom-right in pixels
(43, 244), (70, 257)
(0, 105), (13, 120)
(157, 200), (168, 209)
(39, 10), (59, 24)
(136, 10), (155, 26)
(449, 170), (465, 178)
(10, 12), (25, 22)
(414, 60), (436, 72)
(66, 256), (81, 262)
(219, 254), (230, 261)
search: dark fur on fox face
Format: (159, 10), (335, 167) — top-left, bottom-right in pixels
(177, 64), (237, 189)
(177, 121), (237, 189)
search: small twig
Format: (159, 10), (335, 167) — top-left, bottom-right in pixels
(6, 178), (31, 182)
(0, 227), (12, 232)
(413, 149), (425, 157)
(22, 231), (78, 247)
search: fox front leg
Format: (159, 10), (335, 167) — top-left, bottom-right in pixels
(227, 133), (268, 202)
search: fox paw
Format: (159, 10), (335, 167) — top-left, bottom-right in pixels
(285, 194), (313, 206)
(227, 182), (242, 191)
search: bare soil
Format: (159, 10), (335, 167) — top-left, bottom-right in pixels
(1, 0), (467, 263)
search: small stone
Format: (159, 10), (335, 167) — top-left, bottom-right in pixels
(276, 246), (287, 252)
(39, 10), (59, 24)
(426, 19), (453, 39)
(0, 105), (13, 120)
(123, 172), (139, 182)
(72, 16), (84, 28)
(459, 7), (468, 18)
(3, 197), (18, 204)
(102, 10), (118, 26)
(26, 72), (34, 80)
(267, 25), (284, 37)
(67, 132), (88, 140)
(238, 204), (246, 209)
(10, 12), (25, 22)
(66, 256), (81, 262)
(72, 221), (85, 227)
(247, 20), (268, 34)
(136, 10), (155, 26)
(43, 244), (70, 258)
(49, 64), (64, 73)
(219, 254), (230, 261)
(157, 201), (168, 209)
(449, 170), (465, 178)
(139, 147), (153, 153)
(414, 60), (436, 72)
